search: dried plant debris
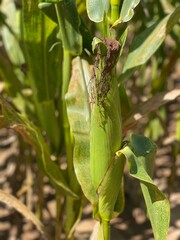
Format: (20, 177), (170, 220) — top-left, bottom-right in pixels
(89, 38), (121, 107)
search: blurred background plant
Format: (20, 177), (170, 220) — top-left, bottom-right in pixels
(0, 0), (179, 239)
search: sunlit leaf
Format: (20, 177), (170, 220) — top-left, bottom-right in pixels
(86, 0), (109, 22)
(117, 134), (170, 240)
(65, 57), (97, 204)
(121, 5), (180, 80)
(113, 0), (141, 26)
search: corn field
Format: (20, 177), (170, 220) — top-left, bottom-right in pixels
(0, 0), (180, 240)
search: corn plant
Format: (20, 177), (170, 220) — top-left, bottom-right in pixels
(0, 0), (180, 240)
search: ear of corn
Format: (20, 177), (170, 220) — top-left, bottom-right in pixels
(90, 81), (122, 189)
(66, 39), (125, 239)
(90, 38), (125, 223)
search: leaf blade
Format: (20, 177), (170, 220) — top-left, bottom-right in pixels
(117, 134), (170, 240)
(121, 5), (180, 80)
(0, 190), (50, 239)
(113, 0), (141, 26)
(55, 0), (82, 55)
(86, 0), (109, 22)
(65, 57), (97, 203)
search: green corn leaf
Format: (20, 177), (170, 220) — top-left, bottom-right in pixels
(119, 27), (129, 57)
(54, 1), (82, 55)
(97, 154), (125, 221)
(113, 0), (141, 26)
(92, 37), (104, 53)
(0, 0), (25, 100)
(36, 100), (61, 152)
(38, 3), (58, 23)
(23, 1), (63, 150)
(117, 134), (170, 240)
(120, 0), (140, 22)
(63, 197), (82, 239)
(86, 0), (109, 22)
(23, 0), (62, 101)
(0, 1), (34, 117)
(0, 97), (78, 199)
(113, 0), (140, 27)
(90, 39), (122, 191)
(65, 56), (98, 239)
(1, 0), (24, 65)
(65, 57), (97, 204)
(121, 5), (180, 81)
(39, 2), (92, 53)
(0, 49), (22, 98)
(79, 18), (93, 53)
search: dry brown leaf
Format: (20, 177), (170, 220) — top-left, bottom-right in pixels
(123, 89), (180, 133)
(90, 221), (100, 240)
(0, 189), (51, 240)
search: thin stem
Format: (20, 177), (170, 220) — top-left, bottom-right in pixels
(98, 220), (110, 240)
(103, 14), (110, 38)
(102, 220), (110, 240)
(55, 3), (73, 176)
(61, 50), (71, 97)
(110, 0), (120, 23)
(62, 50), (74, 177)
